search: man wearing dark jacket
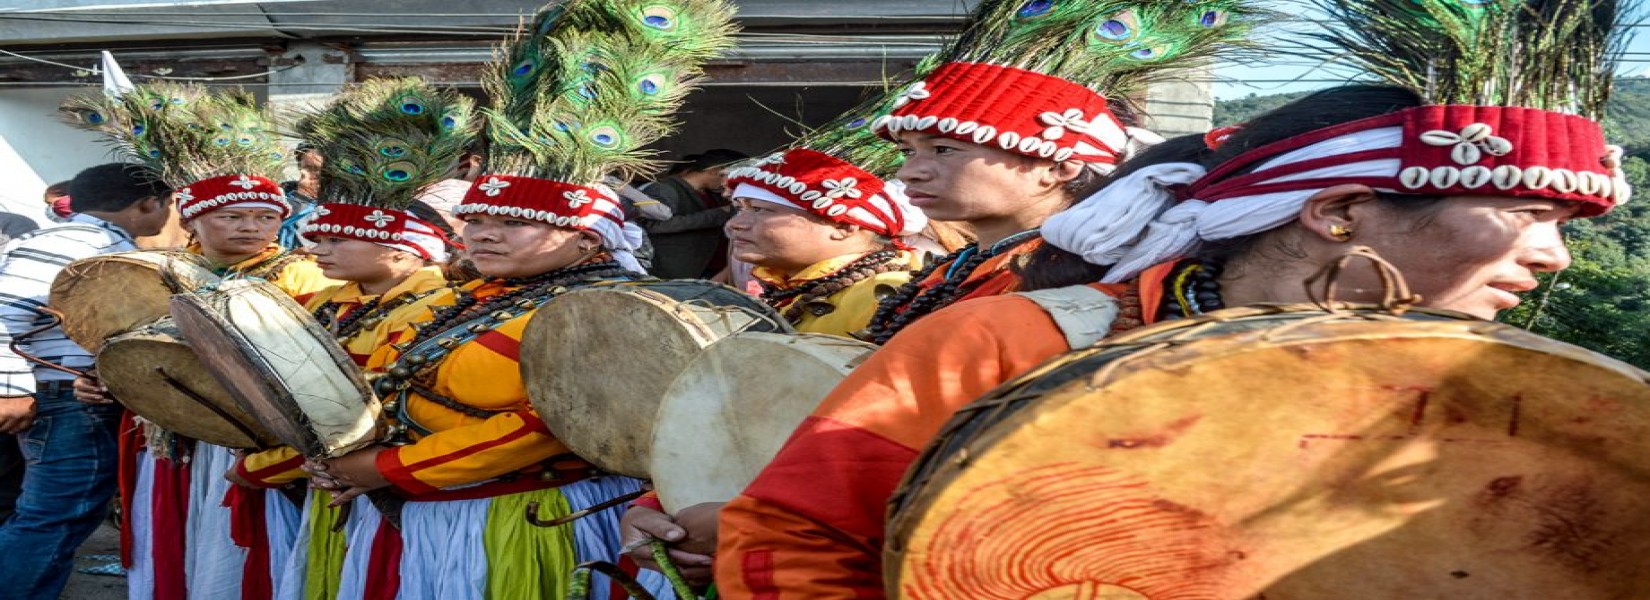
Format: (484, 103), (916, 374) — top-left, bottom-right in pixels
(641, 149), (747, 279)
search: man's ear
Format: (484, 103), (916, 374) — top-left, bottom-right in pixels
(1298, 184), (1380, 243)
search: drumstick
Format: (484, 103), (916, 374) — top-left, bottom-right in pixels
(524, 489), (644, 528)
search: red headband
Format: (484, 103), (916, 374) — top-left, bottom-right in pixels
(176, 174), (290, 221)
(1190, 106), (1625, 217)
(873, 62), (1126, 165)
(726, 148), (909, 238)
(302, 203), (452, 261)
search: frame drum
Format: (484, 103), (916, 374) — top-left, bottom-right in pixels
(650, 332), (874, 513)
(50, 250), (217, 353)
(171, 279), (378, 458)
(523, 280), (790, 477)
(97, 317), (279, 449)
(886, 305), (1650, 599)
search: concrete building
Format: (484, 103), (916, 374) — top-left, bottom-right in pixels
(0, 0), (1213, 220)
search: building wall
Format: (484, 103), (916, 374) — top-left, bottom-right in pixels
(0, 87), (111, 222)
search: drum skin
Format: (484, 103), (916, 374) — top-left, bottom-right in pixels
(50, 250), (217, 353)
(97, 317), (279, 449)
(171, 279), (378, 459)
(523, 280), (790, 477)
(885, 305), (1650, 600)
(650, 332), (874, 513)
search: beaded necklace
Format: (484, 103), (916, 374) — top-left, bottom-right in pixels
(865, 230), (1040, 345)
(313, 286), (440, 342)
(1158, 260), (1227, 321)
(759, 250), (907, 324)
(404, 260), (632, 352)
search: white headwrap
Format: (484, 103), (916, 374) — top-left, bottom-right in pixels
(1043, 127), (1406, 283)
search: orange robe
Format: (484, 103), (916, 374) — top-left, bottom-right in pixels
(716, 265), (1172, 597)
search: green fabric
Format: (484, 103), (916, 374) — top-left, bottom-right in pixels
(484, 487), (578, 600)
(303, 492), (350, 600)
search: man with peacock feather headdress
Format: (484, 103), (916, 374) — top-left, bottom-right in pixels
(297, 1), (738, 598)
(217, 77), (476, 599)
(57, 81), (340, 600)
(715, 0), (1265, 594)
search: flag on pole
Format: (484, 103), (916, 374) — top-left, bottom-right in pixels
(100, 50), (134, 97)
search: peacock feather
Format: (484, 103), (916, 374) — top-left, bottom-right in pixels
(781, 0), (1266, 179)
(481, 0), (738, 185)
(1310, 0), (1631, 117)
(949, 0), (1268, 102)
(60, 83), (285, 188)
(294, 77), (478, 210)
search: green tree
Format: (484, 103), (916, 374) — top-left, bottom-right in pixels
(1501, 156), (1650, 368)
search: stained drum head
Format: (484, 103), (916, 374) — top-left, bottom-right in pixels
(171, 279), (377, 458)
(886, 305), (1650, 599)
(50, 250), (217, 352)
(650, 332), (874, 513)
(97, 317), (279, 449)
(523, 280), (790, 477)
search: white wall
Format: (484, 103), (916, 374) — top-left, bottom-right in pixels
(0, 87), (113, 224)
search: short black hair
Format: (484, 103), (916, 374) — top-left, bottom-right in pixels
(67, 163), (171, 213)
(669, 149), (749, 174)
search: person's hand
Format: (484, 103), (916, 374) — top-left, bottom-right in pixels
(224, 465), (255, 488)
(620, 504), (715, 585)
(73, 375), (114, 405)
(307, 448), (390, 506)
(0, 395), (35, 434)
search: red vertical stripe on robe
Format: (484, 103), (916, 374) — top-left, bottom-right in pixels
(225, 485), (273, 600)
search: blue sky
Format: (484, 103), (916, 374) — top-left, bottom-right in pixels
(1210, 10), (1650, 100)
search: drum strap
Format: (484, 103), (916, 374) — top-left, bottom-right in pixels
(1015, 286), (1121, 351)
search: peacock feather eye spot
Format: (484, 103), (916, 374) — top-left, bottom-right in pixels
(847, 117), (868, 129)
(169, 97), (185, 105)
(85, 112), (106, 124)
(1016, 0), (1054, 19)
(148, 101), (165, 110)
(512, 61), (535, 77)
(349, 164), (366, 175)
(214, 137), (232, 147)
(640, 5), (678, 31)
(148, 150), (161, 158)
(638, 75), (665, 95)
(1130, 46), (1159, 60)
(441, 116), (458, 129)
(401, 103), (425, 115)
(1200, 10), (1224, 27)
(589, 125), (622, 149)
(383, 169), (412, 182)
(380, 146), (409, 158)
(237, 136), (256, 147)
(132, 124), (145, 135)
(1097, 19), (1133, 41)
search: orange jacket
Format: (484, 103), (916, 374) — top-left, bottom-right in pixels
(231, 267), (449, 488)
(716, 265), (1171, 598)
(364, 279), (590, 496)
